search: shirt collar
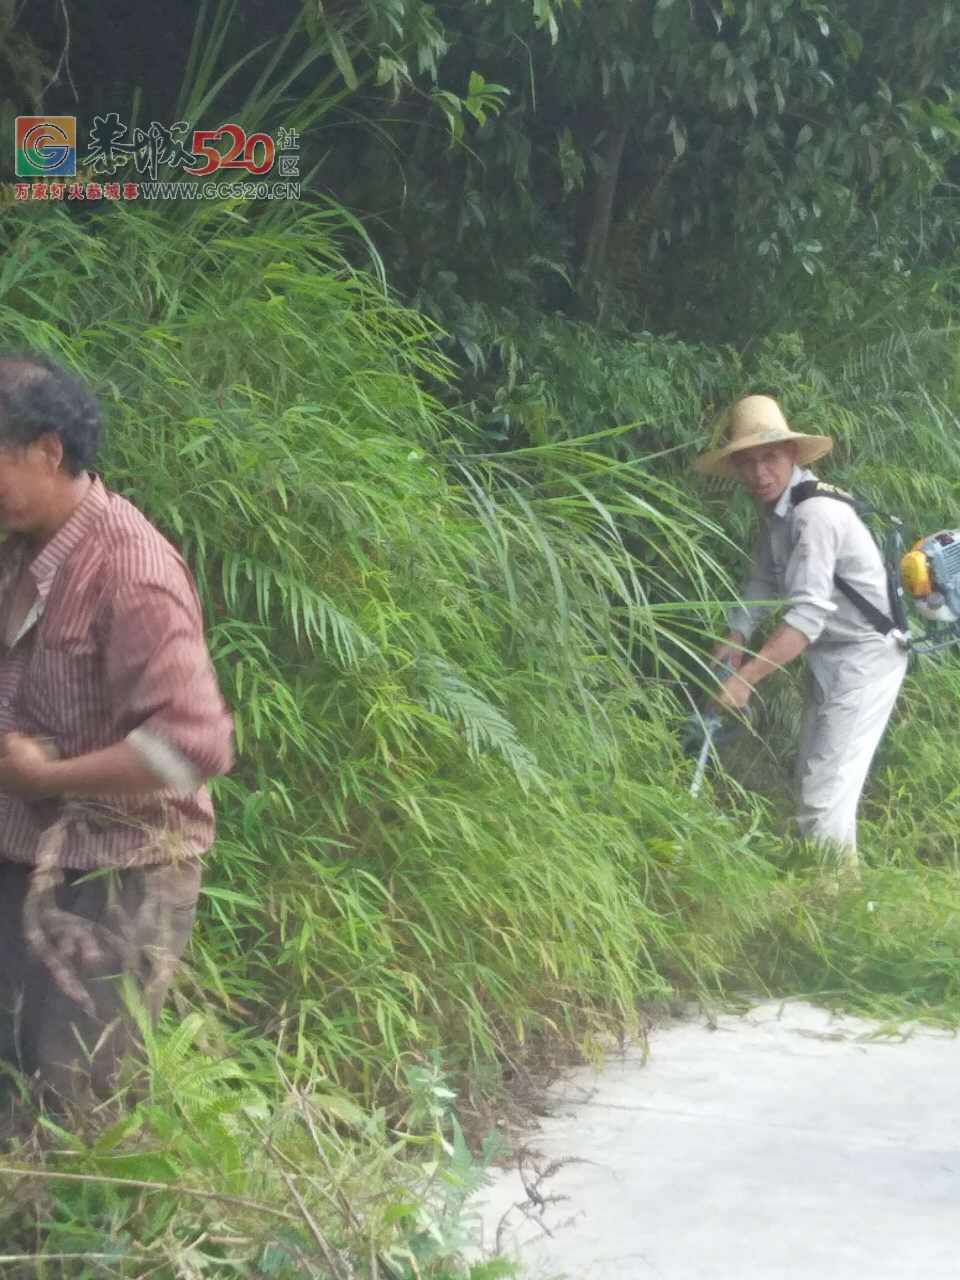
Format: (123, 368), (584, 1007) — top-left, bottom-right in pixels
(27, 475), (108, 602)
(771, 465), (814, 519)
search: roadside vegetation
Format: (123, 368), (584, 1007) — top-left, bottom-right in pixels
(0, 0), (959, 1273)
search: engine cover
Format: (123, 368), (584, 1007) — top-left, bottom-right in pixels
(902, 531), (960, 621)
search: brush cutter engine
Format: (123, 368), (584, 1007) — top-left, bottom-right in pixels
(901, 531), (960, 620)
(901, 532), (960, 643)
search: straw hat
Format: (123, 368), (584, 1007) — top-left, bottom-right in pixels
(693, 395), (833, 479)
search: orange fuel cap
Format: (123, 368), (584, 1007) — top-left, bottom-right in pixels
(901, 546), (933, 598)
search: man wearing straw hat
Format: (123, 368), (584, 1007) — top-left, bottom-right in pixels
(694, 394), (908, 865)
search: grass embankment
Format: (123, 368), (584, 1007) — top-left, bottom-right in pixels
(0, 201), (958, 1275)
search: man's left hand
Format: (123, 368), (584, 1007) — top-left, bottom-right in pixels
(0, 733), (59, 797)
(712, 675), (754, 714)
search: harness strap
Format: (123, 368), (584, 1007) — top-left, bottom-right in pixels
(831, 574), (897, 636)
(790, 480), (901, 636)
(790, 479), (860, 510)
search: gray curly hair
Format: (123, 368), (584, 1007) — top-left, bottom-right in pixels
(0, 352), (102, 475)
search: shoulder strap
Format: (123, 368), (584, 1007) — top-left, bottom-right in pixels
(792, 478), (900, 523)
(790, 480), (898, 636)
(790, 479), (862, 511)
(831, 576), (897, 636)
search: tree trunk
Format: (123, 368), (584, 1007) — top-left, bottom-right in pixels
(578, 118), (630, 316)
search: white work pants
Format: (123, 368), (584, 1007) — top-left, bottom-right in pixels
(794, 635), (908, 860)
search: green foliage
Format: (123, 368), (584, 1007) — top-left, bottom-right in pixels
(857, 664), (960, 871)
(432, 73), (511, 143)
(0, 195), (782, 1079)
(0, 1013), (515, 1277)
(0, 0), (55, 173)
(2, 176), (959, 1264)
(297, 0), (512, 137)
(0, 196), (783, 1266)
(328, 0), (960, 330)
(419, 272), (960, 1029)
(3, 3), (960, 1273)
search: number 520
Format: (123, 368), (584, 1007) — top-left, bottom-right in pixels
(187, 124), (276, 177)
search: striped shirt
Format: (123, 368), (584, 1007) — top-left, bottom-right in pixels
(0, 476), (233, 869)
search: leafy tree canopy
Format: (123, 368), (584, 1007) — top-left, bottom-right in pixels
(330, 0), (960, 332)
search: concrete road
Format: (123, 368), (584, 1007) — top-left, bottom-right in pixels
(473, 1001), (960, 1279)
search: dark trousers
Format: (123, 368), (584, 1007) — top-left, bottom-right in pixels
(0, 858), (200, 1109)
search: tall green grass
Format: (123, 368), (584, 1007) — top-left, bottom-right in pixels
(450, 291), (960, 1012)
(2, 196), (960, 1273)
(0, 198), (788, 1272)
(0, 203), (784, 1088)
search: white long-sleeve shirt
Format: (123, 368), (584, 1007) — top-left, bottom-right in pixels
(728, 466), (893, 647)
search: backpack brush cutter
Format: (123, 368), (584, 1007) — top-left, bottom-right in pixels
(900, 530), (960, 653)
(682, 497), (960, 796)
(784, 481), (960, 656)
